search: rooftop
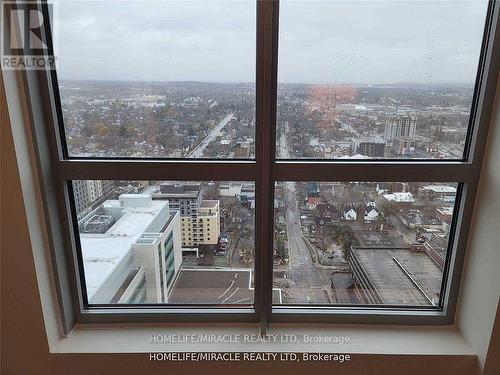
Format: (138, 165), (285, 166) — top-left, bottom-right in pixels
(352, 247), (443, 306)
(420, 185), (457, 194)
(199, 200), (219, 209)
(354, 137), (386, 144)
(437, 207), (454, 215)
(355, 231), (396, 248)
(383, 192), (415, 203)
(169, 269), (252, 304)
(339, 154), (369, 159)
(143, 183), (201, 199)
(80, 195), (170, 300)
(169, 269), (282, 304)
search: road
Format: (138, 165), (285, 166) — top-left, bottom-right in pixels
(387, 215), (415, 246)
(187, 112), (235, 158)
(337, 117), (360, 137)
(279, 122), (330, 304)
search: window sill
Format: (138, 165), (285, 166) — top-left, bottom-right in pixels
(51, 324), (475, 356)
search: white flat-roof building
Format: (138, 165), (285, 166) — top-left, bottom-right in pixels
(80, 194), (182, 304)
(419, 185), (457, 194)
(219, 182), (255, 200)
(383, 192), (415, 204)
(419, 185), (457, 200)
(219, 183), (242, 197)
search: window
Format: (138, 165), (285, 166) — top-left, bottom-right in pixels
(19, 0), (499, 331)
(273, 181), (459, 306)
(71, 180), (255, 306)
(56, 0), (256, 159)
(276, 0), (488, 160)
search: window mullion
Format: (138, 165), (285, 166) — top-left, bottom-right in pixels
(56, 160), (258, 181)
(255, 0), (279, 333)
(273, 161), (475, 184)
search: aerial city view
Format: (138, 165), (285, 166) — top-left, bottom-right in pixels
(67, 80), (461, 306)
(61, 81), (471, 160)
(57, 0), (485, 307)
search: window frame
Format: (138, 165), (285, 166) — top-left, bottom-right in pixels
(14, 0), (500, 334)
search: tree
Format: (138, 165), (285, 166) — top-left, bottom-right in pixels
(330, 222), (357, 261)
(379, 200), (398, 218)
(275, 237), (287, 260)
(94, 122), (110, 137)
(225, 199), (239, 219)
(80, 123), (94, 138)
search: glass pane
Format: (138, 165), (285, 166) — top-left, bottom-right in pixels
(56, 1), (255, 159)
(71, 180), (255, 305)
(277, 0), (488, 160)
(273, 182), (458, 306)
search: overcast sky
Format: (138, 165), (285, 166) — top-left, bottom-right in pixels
(54, 0), (488, 84)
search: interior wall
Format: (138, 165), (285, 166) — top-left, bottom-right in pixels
(456, 77), (500, 374)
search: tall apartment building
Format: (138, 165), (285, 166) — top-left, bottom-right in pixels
(73, 180), (115, 217)
(144, 183), (220, 247)
(384, 115), (417, 143)
(182, 200), (220, 247)
(80, 194), (182, 304)
(156, 183), (202, 216)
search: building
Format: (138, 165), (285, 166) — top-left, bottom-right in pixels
(168, 269), (282, 304)
(384, 115), (417, 143)
(382, 192), (415, 206)
(144, 183), (220, 248)
(393, 137), (416, 155)
(343, 206), (357, 221)
(315, 203), (341, 221)
(73, 180), (115, 217)
(338, 153), (369, 159)
(182, 200), (220, 247)
(364, 206), (380, 222)
(305, 182), (321, 209)
(419, 185), (457, 201)
(349, 247), (442, 305)
(79, 194), (182, 304)
(400, 211), (443, 230)
(81, 214), (115, 233)
(219, 183), (242, 197)
(219, 182), (255, 200)
(151, 182), (202, 216)
(352, 138), (386, 157)
(436, 207), (454, 223)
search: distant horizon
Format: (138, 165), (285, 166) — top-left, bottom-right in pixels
(57, 78), (477, 87)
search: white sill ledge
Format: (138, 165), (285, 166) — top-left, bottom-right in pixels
(51, 324), (475, 355)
